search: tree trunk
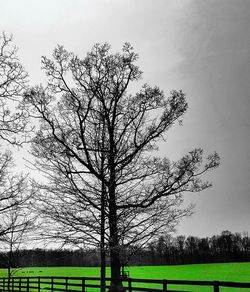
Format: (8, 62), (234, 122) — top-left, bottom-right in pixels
(7, 248), (12, 292)
(108, 178), (125, 292)
(100, 180), (106, 292)
(100, 247), (106, 291)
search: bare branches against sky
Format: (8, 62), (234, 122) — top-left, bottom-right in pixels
(0, 0), (249, 237)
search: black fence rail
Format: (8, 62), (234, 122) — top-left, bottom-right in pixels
(0, 276), (250, 292)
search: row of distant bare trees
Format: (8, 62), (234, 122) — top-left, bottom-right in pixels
(0, 231), (249, 269)
(0, 32), (220, 291)
(136, 230), (250, 265)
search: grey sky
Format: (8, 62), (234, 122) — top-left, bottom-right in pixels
(1, 0), (249, 237)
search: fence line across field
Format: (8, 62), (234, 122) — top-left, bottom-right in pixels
(0, 276), (250, 292)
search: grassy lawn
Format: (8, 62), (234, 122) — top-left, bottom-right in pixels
(0, 262), (249, 291)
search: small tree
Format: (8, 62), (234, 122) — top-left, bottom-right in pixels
(24, 43), (220, 291)
(0, 151), (34, 291)
(1, 202), (34, 290)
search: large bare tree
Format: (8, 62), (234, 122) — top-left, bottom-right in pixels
(24, 43), (220, 291)
(0, 33), (34, 292)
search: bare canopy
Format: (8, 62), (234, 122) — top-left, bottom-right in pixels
(0, 32), (29, 145)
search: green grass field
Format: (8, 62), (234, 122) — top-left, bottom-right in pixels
(0, 262), (249, 291)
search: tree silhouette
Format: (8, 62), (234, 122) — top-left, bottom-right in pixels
(24, 43), (220, 291)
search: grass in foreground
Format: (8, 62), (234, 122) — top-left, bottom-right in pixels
(0, 262), (249, 291)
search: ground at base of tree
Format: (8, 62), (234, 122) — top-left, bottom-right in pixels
(0, 262), (249, 292)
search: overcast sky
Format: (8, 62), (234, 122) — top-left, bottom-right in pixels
(1, 0), (249, 238)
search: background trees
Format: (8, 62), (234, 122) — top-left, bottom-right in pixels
(142, 231), (250, 265)
(24, 43), (219, 291)
(0, 230), (248, 268)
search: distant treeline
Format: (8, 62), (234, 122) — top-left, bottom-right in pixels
(0, 231), (249, 268)
(131, 230), (250, 266)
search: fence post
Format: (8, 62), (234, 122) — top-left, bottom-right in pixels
(7, 277), (10, 292)
(11, 277), (14, 292)
(51, 276), (54, 292)
(128, 278), (132, 292)
(3, 278), (5, 292)
(19, 277), (22, 292)
(27, 277), (30, 292)
(163, 279), (168, 292)
(213, 281), (219, 292)
(65, 277), (68, 292)
(82, 278), (85, 292)
(38, 276), (41, 292)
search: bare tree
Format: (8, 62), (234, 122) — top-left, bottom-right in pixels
(0, 202), (34, 291)
(0, 32), (29, 145)
(0, 151), (34, 291)
(23, 43), (220, 291)
(0, 32), (35, 292)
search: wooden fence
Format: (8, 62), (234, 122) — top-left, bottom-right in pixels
(0, 276), (250, 292)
